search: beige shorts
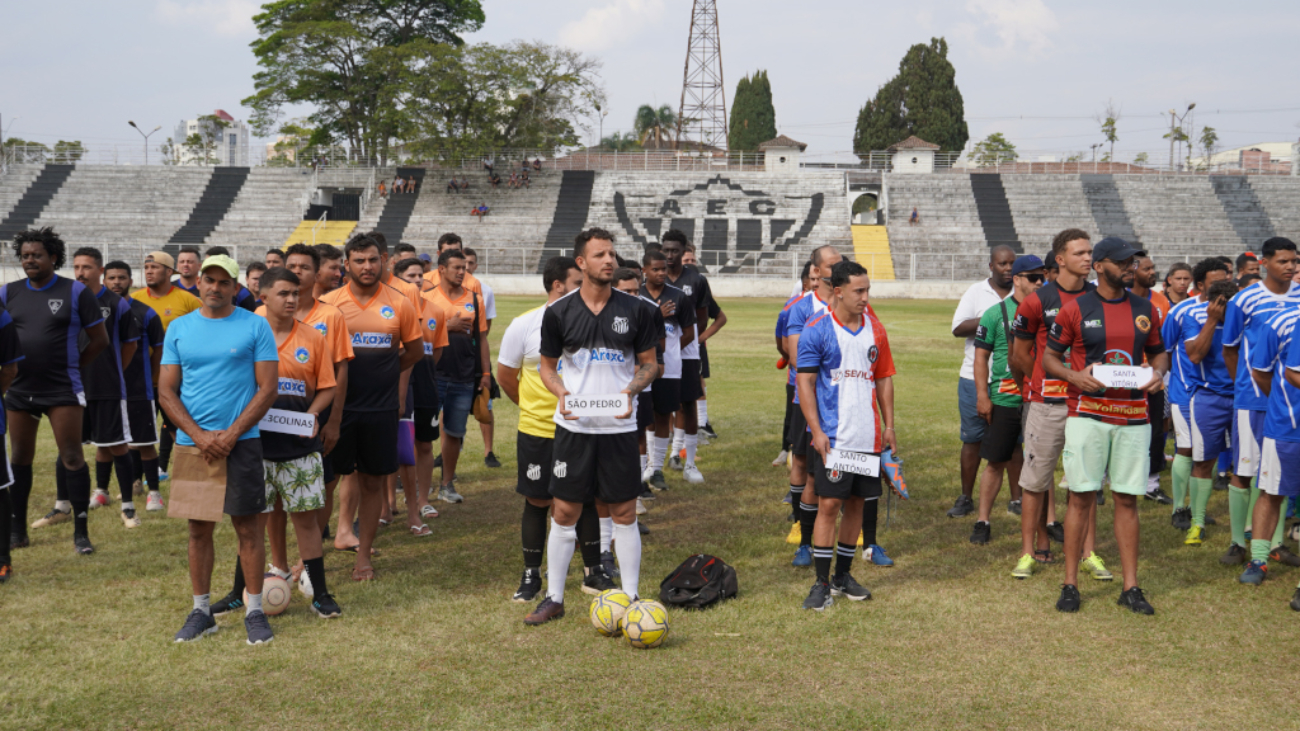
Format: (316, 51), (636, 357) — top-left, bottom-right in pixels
(1018, 400), (1068, 493)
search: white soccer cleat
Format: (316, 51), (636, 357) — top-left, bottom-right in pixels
(641, 465), (656, 483)
(146, 492), (166, 512)
(683, 464), (705, 484)
(636, 497), (648, 515)
(89, 490), (111, 509)
(771, 449), (789, 467)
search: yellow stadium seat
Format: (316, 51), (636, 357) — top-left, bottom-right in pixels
(851, 225), (895, 280)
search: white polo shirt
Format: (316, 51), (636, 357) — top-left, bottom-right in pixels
(952, 278), (1006, 380)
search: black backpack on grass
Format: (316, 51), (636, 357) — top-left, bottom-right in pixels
(659, 554), (738, 609)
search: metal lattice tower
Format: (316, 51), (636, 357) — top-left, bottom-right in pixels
(676, 0), (727, 151)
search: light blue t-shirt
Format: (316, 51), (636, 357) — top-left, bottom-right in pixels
(161, 307), (278, 446)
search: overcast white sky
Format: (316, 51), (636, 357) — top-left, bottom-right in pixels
(4, 0), (1299, 162)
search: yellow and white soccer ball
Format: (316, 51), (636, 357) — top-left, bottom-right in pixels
(620, 600), (669, 649)
(589, 589), (633, 637)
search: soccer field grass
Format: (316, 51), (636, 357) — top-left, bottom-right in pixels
(0, 295), (1287, 730)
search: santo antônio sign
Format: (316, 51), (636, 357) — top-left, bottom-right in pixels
(612, 176), (824, 273)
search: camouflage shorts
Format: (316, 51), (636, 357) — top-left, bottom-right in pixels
(262, 454), (325, 514)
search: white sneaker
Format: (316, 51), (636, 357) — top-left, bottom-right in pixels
(1058, 475), (1070, 489)
(146, 491), (165, 512)
(683, 464), (705, 484)
(641, 465), (655, 483)
(772, 449), (789, 467)
(89, 490), (111, 509)
(635, 497), (647, 515)
(1147, 474), (1160, 492)
(268, 564), (292, 581)
(668, 455), (684, 471)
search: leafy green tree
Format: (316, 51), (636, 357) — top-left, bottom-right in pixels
(969, 133), (1018, 166)
(1099, 100), (1120, 161)
(597, 131), (641, 152)
(1133, 152), (1149, 165)
(244, 0), (486, 163)
(52, 140), (85, 163)
(634, 105), (676, 147)
(1199, 126), (1219, 163)
(728, 70), (776, 151)
(853, 37), (968, 154)
(3, 137), (49, 163)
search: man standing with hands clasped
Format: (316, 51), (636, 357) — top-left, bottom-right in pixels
(161, 255), (280, 644)
(1045, 238), (1168, 615)
(523, 228), (658, 626)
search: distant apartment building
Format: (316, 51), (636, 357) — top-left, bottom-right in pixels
(173, 109), (251, 166)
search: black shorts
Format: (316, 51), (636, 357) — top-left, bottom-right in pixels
(782, 384), (796, 449)
(5, 391), (84, 418)
(331, 410), (399, 476)
(515, 432), (555, 500)
(321, 450), (336, 484)
(680, 359), (703, 404)
(549, 427), (641, 505)
(651, 378), (681, 415)
(788, 403), (810, 457)
(979, 403), (1024, 464)
(636, 392), (654, 431)
(157, 399), (177, 433)
(83, 399), (131, 447)
(701, 344), (711, 379)
(0, 439), (12, 489)
(809, 448), (883, 500)
(126, 400), (158, 446)
(413, 407), (441, 443)
(223, 437), (267, 517)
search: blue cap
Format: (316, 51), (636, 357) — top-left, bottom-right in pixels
(418, 253), (432, 263)
(1092, 236), (1143, 263)
(1012, 255), (1045, 276)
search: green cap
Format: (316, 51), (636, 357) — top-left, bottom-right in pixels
(200, 254), (239, 280)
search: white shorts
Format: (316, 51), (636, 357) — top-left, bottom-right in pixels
(1234, 409), (1264, 478)
(1258, 438), (1300, 497)
(1171, 403), (1192, 450)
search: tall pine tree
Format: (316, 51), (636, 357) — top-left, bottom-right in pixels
(853, 38), (968, 154)
(729, 70), (777, 151)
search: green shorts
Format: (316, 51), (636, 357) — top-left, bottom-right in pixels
(1061, 417), (1151, 496)
(263, 454), (326, 514)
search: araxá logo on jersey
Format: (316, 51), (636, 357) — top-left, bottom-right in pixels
(48, 299), (64, 315)
(527, 463), (542, 482)
(611, 316), (628, 335)
(313, 322), (328, 335)
(294, 347), (310, 364)
(553, 461), (567, 479)
(379, 305), (395, 320)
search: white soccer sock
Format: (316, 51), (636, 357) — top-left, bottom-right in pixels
(653, 436), (670, 469)
(698, 399), (709, 426)
(685, 433), (698, 467)
(599, 516), (613, 554)
(194, 593), (211, 615)
(640, 454), (648, 472)
(55, 500), (71, 512)
(545, 519), (577, 603)
(612, 520), (642, 600)
(121, 501), (134, 511)
(246, 592), (263, 616)
(673, 427), (686, 451)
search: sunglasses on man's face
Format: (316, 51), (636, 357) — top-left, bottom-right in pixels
(1018, 272), (1045, 283)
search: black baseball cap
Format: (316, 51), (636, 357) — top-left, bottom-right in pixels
(1043, 250), (1059, 270)
(1091, 237), (1144, 264)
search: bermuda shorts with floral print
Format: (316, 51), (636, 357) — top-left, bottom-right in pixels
(262, 454), (326, 514)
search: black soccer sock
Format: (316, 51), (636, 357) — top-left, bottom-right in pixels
(789, 483), (803, 513)
(231, 554), (247, 597)
(576, 502), (602, 568)
(160, 428), (173, 473)
(130, 450), (143, 484)
(67, 464), (91, 536)
(812, 545), (833, 584)
(0, 487), (12, 560)
(95, 459), (111, 492)
(142, 458), (160, 493)
(10, 464), (33, 531)
(799, 498), (818, 547)
(521, 501), (548, 570)
(861, 498), (879, 547)
(834, 541), (856, 578)
(304, 556), (328, 598)
(113, 453), (134, 505)
(55, 460), (68, 502)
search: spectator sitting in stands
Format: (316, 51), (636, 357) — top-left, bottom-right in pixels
(483, 158), (494, 174)
(379, 181), (388, 198)
(489, 171), (502, 189)
(909, 207), (920, 225)
(471, 203), (489, 219)
(532, 158), (541, 171)
(459, 177), (469, 191)
(393, 176), (404, 194)
(520, 168), (530, 188)
(508, 171), (519, 189)
(406, 176), (418, 195)
(447, 178), (460, 194)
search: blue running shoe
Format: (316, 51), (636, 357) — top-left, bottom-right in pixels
(866, 544), (894, 567)
(792, 545), (812, 567)
(173, 609), (217, 642)
(1240, 560), (1268, 585)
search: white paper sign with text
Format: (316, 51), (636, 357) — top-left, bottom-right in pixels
(825, 449), (880, 477)
(259, 409), (316, 437)
(1092, 365), (1155, 390)
(564, 393), (630, 418)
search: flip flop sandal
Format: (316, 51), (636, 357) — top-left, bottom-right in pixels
(420, 505), (439, 519)
(378, 518), (391, 527)
(337, 545), (381, 557)
(409, 523), (432, 537)
(1034, 549), (1054, 564)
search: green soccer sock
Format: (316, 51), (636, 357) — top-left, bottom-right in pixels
(1171, 454), (1192, 511)
(1190, 477), (1214, 528)
(1251, 538), (1271, 564)
(1229, 486), (1250, 548)
(1272, 505), (1287, 549)
(1247, 484), (1260, 533)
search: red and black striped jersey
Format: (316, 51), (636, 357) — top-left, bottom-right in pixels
(1012, 281), (1094, 404)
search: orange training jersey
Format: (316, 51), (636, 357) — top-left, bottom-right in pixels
(424, 286), (488, 383)
(384, 273), (426, 318)
(257, 299), (354, 364)
(262, 320), (337, 461)
(321, 283), (420, 412)
(423, 269), (482, 294)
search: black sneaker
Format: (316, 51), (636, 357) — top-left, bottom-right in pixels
(1205, 514), (1218, 526)
(582, 565), (617, 595)
(1145, 488), (1173, 505)
(1172, 507), (1192, 531)
(969, 521), (991, 545)
(1007, 499), (1022, 516)
(1097, 490), (1106, 506)
(946, 495), (974, 518)
(0, 562), (11, 583)
(433, 454), (443, 469)
(311, 593), (342, 619)
(245, 610), (274, 645)
(1117, 586), (1155, 615)
(1056, 584), (1081, 613)
(1219, 543), (1248, 565)
(1046, 522), (1065, 543)
(1290, 588), (1300, 612)
(10, 531), (29, 550)
(73, 534), (95, 555)
(638, 521), (650, 535)
(802, 580), (833, 611)
(1270, 545), (1300, 567)
(524, 597), (565, 625)
(211, 590), (246, 617)
(484, 452), (502, 469)
(173, 609), (218, 642)
(512, 569), (542, 603)
(600, 550), (620, 578)
(830, 573), (871, 601)
(640, 484), (655, 499)
(1213, 474), (1230, 491)
(701, 423), (719, 440)
(648, 470), (668, 492)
